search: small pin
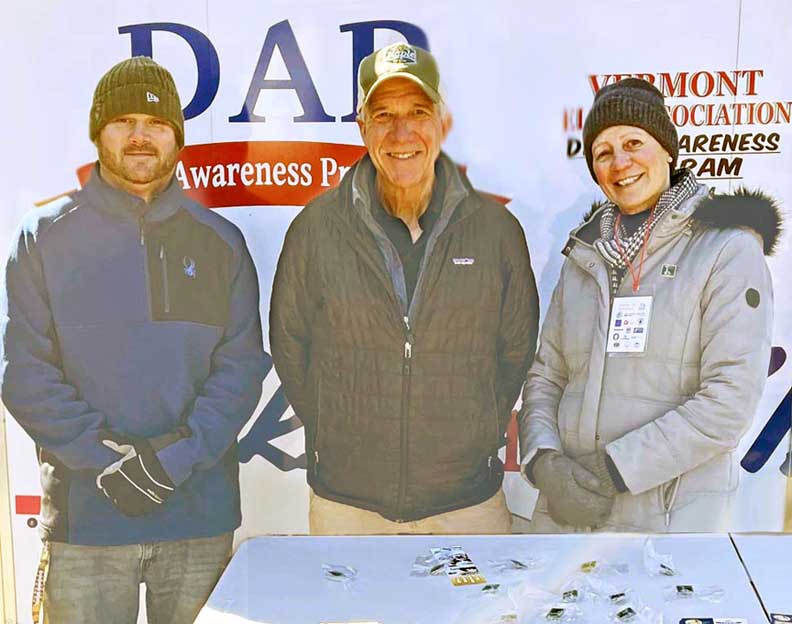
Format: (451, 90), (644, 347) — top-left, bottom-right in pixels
(661, 263), (677, 278)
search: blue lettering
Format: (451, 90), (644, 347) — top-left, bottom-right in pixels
(229, 20), (333, 123)
(119, 22), (220, 121)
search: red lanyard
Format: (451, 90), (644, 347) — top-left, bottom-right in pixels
(613, 204), (656, 294)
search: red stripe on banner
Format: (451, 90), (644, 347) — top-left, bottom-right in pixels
(16, 495), (41, 515)
(76, 141), (510, 208)
(78, 141), (366, 207)
(504, 410), (520, 472)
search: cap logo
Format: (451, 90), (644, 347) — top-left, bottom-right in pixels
(382, 44), (416, 65)
(146, 91), (160, 103)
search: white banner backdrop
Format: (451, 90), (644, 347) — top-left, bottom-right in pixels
(2, 0), (791, 619)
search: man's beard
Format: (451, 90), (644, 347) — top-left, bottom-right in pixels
(98, 141), (178, 186)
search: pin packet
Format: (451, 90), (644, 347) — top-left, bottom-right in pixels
(643, 538), (679, 577)
(545, 607), (569, 621)
(664, 584), (724, 603)
(576, 572), (619, 601)
(488, 554), (547, 573)
(614, 606), (639, 622)
(545, 604), (583, 622)
(322, 563), (358, 585)
(521, 593), (584, 623)
(431, 546), (486, 586)
(561, 588), (582, 603)
(607, 589), (632, 605)
(558, 577), (593, 604)
(679, 618), (748, 624)
(452, 583), (520, 624)
(580, 559), (629, 576)
(522, 604), (582, 623)
(599, 586), (647, 613)
(610, 603), (662, 624)
(410, 552), (447, 577)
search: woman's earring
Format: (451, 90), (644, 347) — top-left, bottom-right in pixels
(667, 156), (673, 163)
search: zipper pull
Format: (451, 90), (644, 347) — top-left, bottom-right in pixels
(139, 218), (145, 246)
(403, 316), (413, 359)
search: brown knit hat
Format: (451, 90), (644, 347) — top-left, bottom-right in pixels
(582, 78), (678, 181)
(90, 56), (184, 148)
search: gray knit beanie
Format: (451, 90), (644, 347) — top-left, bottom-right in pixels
(582, 78), (678, 181)
(90, 56), (184, 148)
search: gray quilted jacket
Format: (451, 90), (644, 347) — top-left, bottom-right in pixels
(519, 182), (779, 531)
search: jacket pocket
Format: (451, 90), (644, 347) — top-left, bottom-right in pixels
(146, 209), (232, 326)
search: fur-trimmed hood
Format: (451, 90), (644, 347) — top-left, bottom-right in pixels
(582, 188), (783, 256)
(693, 188), (782, 256)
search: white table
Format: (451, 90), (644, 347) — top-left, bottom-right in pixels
(732, 533), (792, 618)
(196, 534), (767, 624)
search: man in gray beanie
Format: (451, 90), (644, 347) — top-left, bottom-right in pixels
(1, 56), (269, 623)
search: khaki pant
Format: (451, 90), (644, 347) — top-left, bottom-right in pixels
(309, 489), (512, 535)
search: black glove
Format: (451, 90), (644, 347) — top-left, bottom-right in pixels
(532, 450), (614, 528)
(96, 431), (175, 517)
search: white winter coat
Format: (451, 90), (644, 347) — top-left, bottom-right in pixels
(520, 184), (777, 531)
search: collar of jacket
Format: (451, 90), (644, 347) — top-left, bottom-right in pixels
(327, 151), (472, 318)
(563, 182), (783, 259)
(79, 164), (186, 224)
(346, 151), (471, 231)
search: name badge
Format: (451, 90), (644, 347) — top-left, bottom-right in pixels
(607, 295), (653, 354)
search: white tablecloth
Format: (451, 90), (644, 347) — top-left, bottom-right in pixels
(196, 534), (767, 623)
(732, 533), (792, 618)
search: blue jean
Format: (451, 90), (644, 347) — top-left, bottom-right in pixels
(42, 533), (232, 624)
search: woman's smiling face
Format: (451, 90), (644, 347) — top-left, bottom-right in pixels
(592, 125), (671, 214)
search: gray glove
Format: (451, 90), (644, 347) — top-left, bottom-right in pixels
(575, 450), (628, 498)
(532, 450), (614, 528)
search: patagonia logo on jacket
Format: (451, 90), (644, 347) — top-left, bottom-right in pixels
(452, 257), (475, 266)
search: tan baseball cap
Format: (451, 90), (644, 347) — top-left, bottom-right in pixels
(357, 43), (441, 111)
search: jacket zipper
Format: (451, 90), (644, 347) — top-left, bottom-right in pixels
(159, 244), (170, 314)
(489, 383), (499, 479)
(396, 315), (414, 517)
(663, 476), (681, 528)
(313, 378), (322, 475)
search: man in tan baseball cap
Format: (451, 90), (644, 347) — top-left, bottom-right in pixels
(271, 42), (539, 535)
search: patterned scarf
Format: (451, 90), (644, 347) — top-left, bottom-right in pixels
(593, 169), (699, 295)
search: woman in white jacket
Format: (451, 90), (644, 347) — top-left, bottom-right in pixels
(519, 78), (780, 532)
